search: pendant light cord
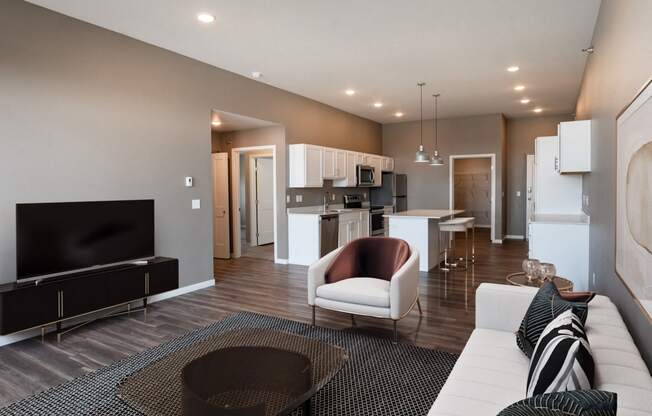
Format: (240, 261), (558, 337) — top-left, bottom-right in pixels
(418, 82), (425, 146)
(433, 93), (440, 149)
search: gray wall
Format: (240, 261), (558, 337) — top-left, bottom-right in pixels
(0, 0), (381, 284)
(575, 0), (652, 367)
(506, 114), (573, 236)
(382, 114), (506, 240)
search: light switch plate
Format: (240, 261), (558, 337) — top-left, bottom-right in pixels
(192, 199), (201, 209)
(286, 195), (290, 203)
(516, 191), (521, 197)
(185, 176), (194, 187)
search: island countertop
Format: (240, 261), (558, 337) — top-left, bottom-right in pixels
(384, 209), (465, 219)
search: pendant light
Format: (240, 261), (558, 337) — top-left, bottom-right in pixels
(429, 93), (444, 166)
(414, 82), (430, 163)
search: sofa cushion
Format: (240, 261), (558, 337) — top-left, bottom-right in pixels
(428, 328), (530, 416)
(324, 237), (410, 283)
(517, 282), (589, 358)
(498, 390), (617, 416)
(316, 277), (390, 307)
(527, 309), (594, 397)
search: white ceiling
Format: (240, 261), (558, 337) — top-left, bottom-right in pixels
(211, 110), (277, 132)
(28, 0), (601, 123)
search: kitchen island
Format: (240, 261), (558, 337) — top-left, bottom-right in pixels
(385, 209), (464, 271)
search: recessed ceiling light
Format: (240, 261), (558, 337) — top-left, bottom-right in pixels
(345, 89), (355, 96)
(251, 71), (263, 79)
(211, 120), (222, 126)
(514, 85), (525, 91)
(373, 102), (383, 108)
(197, 13), (215, 23)
(507, 66), (520, 72)
(520, 98), (531, 104)
(395, 112), (404, 117)
(533, 108), (543, 113)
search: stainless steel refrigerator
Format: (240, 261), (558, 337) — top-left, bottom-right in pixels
(370, 172), (407, 212)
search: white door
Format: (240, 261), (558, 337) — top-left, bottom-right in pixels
(526, 154), (535, 240)
(254, 157), (275, 245)
(212, 153), (230, 259)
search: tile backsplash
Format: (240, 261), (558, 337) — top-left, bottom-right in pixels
(286, 180), (369, 208)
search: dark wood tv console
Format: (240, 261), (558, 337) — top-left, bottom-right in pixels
(0, 257), (178, 340)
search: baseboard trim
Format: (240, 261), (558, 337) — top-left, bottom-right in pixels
(275, 258), (289, 265)
(492, 239), (504, 244)
(505, 235), (525, 240)
(475, 225), (491, 229)
(0, 278), (215, 347)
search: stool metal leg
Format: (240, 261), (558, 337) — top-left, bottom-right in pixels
(393, 320), (398, 344)
(472, 225), (475, 263)
(465, 229), (469, 269)
(416, 297), (423, 315)
(311, 305), (316, 326)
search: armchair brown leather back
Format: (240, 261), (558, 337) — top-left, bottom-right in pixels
(324, 237), (411, 283)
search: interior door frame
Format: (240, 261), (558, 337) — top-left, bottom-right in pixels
(230, 145), (278, 262)
(448, 153), (497, 242)
(248, 153), (274, 246)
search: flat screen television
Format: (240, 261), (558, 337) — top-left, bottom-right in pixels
(16, 200), (155, 281)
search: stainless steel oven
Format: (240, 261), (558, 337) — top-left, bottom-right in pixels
(356, 165), (375, 187)
(370, 206), (385, 236)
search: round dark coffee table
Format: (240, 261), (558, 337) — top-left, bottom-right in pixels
(181, 346), (314, 416)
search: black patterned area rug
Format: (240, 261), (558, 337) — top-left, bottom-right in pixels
(0, 312), (458, 416)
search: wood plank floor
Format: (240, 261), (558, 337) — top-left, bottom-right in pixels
(0, 229), (526, 407)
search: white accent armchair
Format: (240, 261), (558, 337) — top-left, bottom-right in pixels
(307, 241), (421, 343)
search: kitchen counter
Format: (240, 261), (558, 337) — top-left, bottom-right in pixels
(384, 209), (465, 219)
(386, 208), (465, 271)
(287, 204), (369, 216)
(530, 213), (590, 224)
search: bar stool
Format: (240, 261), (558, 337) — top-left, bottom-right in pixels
(439, 217), (474, 270)
(456, 217), (475, 263)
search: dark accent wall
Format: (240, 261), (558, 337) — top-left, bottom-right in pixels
(575, 0), (652, 367)
(506, 114), (574, 237)
(0, 0), (381, 283)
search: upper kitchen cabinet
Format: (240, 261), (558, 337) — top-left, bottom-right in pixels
(368, 156), (383, 187)
(557, 120), (591, 173)
(322, 148), (346, 180)
(333, 151), (357, 188)
(289, 144), (323, 188)
(382, 157), (394, 172)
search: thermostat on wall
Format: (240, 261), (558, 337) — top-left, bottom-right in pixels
(185, 177), (194, 187)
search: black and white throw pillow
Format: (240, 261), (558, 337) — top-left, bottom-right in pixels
(526, 309), (594, 397)
(516, 282), (589, 358)
(498, 390), (617, 416)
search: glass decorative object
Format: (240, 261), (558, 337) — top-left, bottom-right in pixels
(522, 258), (541, 282)
(538, 263), (557, 283)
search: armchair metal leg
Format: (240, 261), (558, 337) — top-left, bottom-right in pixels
(350, 314), (356, 326)
(416, 298), (423, 316)
(393, 320), (398, 344)
(311, 305), (316, 327)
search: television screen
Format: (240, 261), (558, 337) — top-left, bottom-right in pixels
(16, 200), (154, 280)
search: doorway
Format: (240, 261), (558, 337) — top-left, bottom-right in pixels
(449, 154), (497, 242)
(210, 110), (282, 264)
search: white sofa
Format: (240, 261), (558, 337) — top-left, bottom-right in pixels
(429, 283), (652, 416)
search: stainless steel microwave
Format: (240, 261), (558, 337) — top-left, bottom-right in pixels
(356, 164), (375, 187)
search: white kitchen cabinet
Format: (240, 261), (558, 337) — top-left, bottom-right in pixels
(529, 217), (589, 290)
(322, 147), (335, 178)
(382, 157), (394, 172)
(557, 120), (591, 173)
(289, 144), (323, 188)
(355, 153), (368, 166)
(335, 150), (347, 179)
(288, 213), (321, 266)
(338, 211), (369, 246)
(333, 151), (357, 188)
(359, 211), (370, 237)
(368, 156), (383, 187)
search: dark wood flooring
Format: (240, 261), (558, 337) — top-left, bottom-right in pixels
(0, 229), (526, 407)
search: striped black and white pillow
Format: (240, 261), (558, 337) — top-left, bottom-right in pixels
(516, 282), (589, 358)
(526, 309), (594, 397)
(498, 390), (617, 416)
